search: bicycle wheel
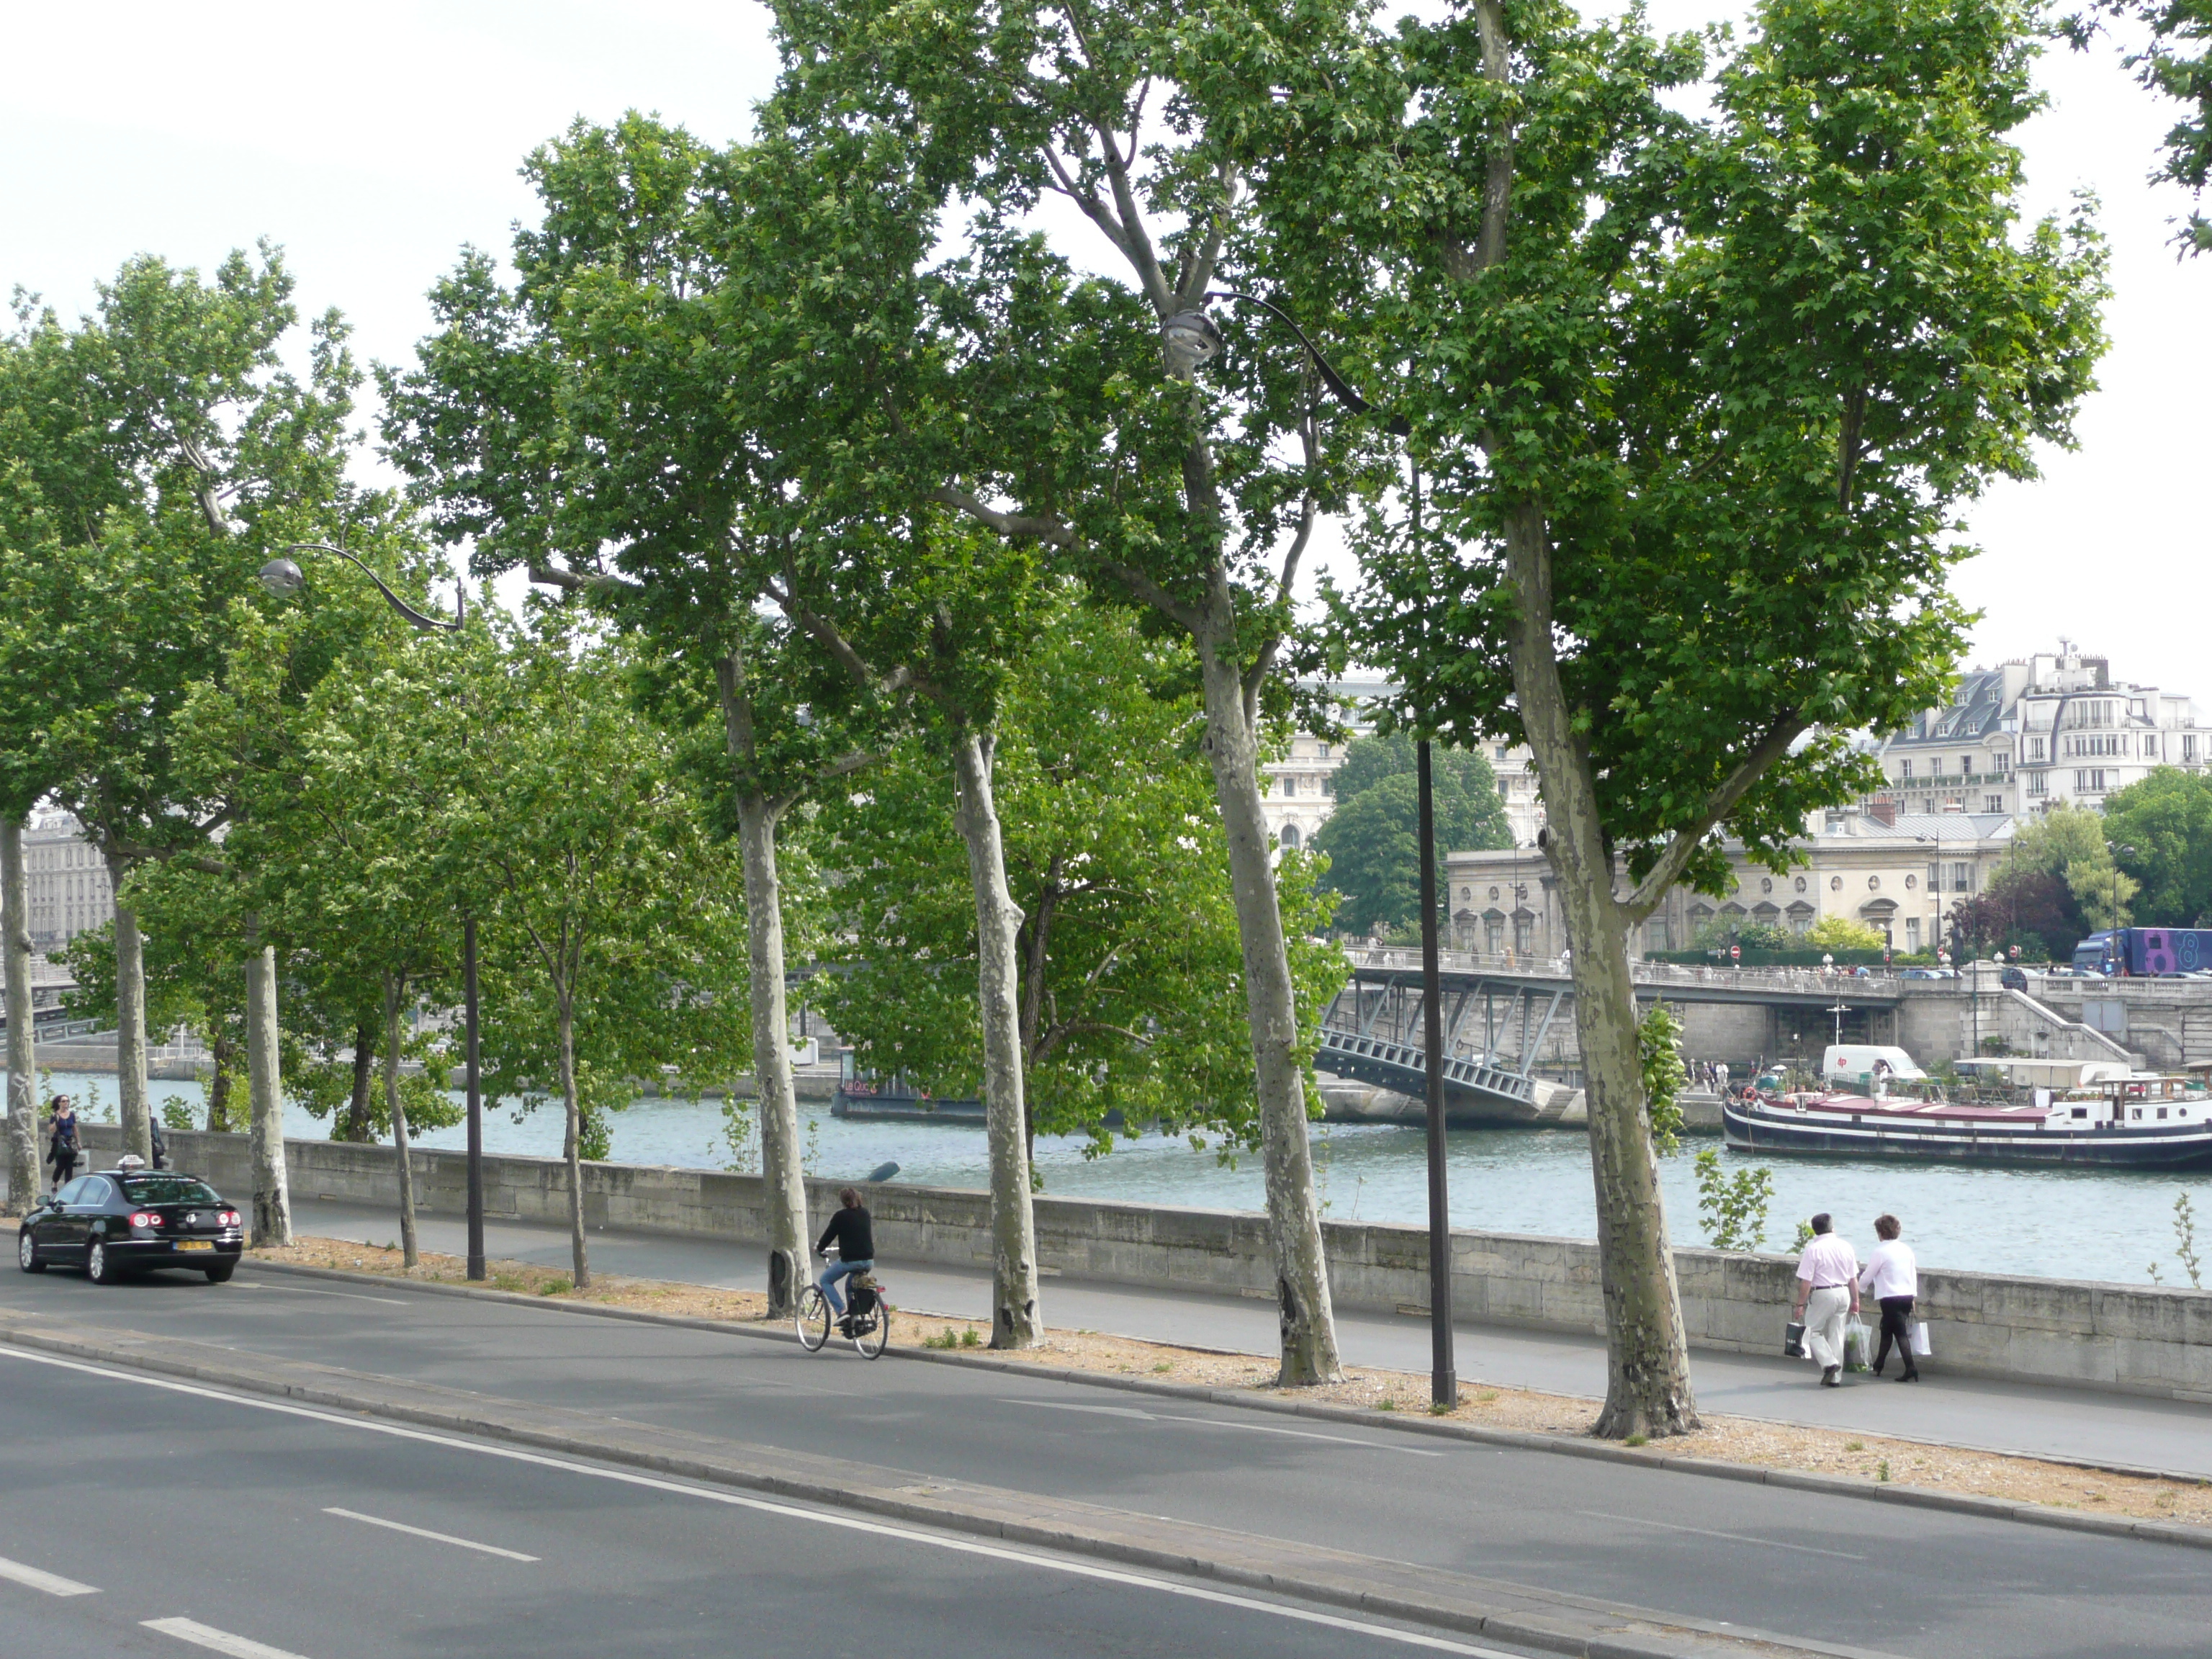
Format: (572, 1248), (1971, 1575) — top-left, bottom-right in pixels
(796, 1284), (830, 1352)
(853, 1302), (890, 1359)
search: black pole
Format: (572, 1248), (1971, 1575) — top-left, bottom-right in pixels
(1416, 739), (1456, 1407)
(464, 916), (485, 1281)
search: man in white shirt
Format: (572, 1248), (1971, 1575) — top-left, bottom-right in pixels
(1858, 1213), (1921, 1382)
(1791, 1213), (1860, 1387)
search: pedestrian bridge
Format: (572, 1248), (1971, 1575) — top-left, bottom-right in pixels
(1313, 1025), (1570, 1121)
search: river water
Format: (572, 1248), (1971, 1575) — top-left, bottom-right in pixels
(45, 1071), (2209, 1290)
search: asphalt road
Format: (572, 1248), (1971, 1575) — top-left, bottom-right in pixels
(0, 1349), (1524, 1659)
(1, 1262), (2203, 1658)
(294, 1196), (2212, 1480)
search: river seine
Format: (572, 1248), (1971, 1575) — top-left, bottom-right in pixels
(45, 1071), (2209, 1290)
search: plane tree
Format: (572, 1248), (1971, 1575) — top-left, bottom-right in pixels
(1192, 0), (2109, 1433)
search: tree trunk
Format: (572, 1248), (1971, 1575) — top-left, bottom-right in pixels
(1194, 648), (1342, 1385)
(950, 724), (1042, 1349)
(243, 927), (291, 1247)
(2, 818), (38, 1211)
(341, 1017), (377, 1143)
(735, 791), (809, 1315)
(558, 992), (590, 1288)
(107, 850), (152, 1164)
(1502, 505), (1697, 1438)
(382, 974), (419, 1270)
(205, 1033), (235, 1134)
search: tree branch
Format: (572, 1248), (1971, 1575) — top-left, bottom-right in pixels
(930, 485), (1075, 548)
(528, 560), (642, 597)
(1622, 714), (1809, 922)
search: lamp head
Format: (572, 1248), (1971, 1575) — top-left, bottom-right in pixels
(258, 557), (305, 596)
(1161, 309), (1223, 380)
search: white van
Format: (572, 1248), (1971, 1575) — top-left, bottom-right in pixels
(1822, 1045), (1927, 1087)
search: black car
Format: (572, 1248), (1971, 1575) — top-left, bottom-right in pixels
(17, 1168), (245, 1285)
(2000, 965), (2028, 992)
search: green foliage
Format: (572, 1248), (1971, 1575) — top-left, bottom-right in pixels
(1639, 1004), (1688, 1156)
(2066, 0), (2212, 252)
(1310, 739), (1512, 935)
(1694, 1149), (1776, 1253)
(159, 1096), (196, 1133)
(2105, 770), (2212, 927)
(1804, 916), (1887, 953)
(2175, 1191), (2203, 1290)
(1691, 920), (1795, 954)
(812, 599), (1344, 1158)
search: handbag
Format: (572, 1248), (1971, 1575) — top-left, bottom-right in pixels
(1843, 1318), (1872, 1371)
(1910, 1320), (1933, 1358)
(1783, 1320), (1807, 1359)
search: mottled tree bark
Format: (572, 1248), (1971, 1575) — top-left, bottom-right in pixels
(1195, 649), (1342, 1385)
(3, 819), (39, 1210)
(382, 974), (420, 1270)
(244, 927), (291, 1247)
(340, 1017), (377, 1143)
(557, 984), (590, 1289)
(1501, 506), (1697, 1437)
(106, 849), (152, 1164)
(204, 1035), (236, 1135)
(736, 795), (809, 1314)
(951, 725), (1042, 1349)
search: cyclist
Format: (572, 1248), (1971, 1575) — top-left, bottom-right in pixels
(813, 1187), (875, 1335)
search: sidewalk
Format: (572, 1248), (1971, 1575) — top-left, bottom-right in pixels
(284, 1195), (2212, 1481)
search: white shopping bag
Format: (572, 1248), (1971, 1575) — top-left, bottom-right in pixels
(1910, 1320), (1933, 1358)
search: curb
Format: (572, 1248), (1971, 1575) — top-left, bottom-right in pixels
(0, 1312), (1899, 1659)
(236, 1255), (2212, 1552)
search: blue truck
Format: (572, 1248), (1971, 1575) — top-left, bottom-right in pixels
(2072, 927), (2212, 976)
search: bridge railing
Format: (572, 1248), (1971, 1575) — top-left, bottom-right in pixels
(1340, 945), (1901, 995)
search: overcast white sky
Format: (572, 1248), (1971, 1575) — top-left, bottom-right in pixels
(4, 1), (2203, 697)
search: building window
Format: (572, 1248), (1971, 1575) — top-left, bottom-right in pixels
(1493, 745), (1509, 761)
(2028, 772), (2047, 796)
(2028, 737), (2045, 760)
(1960, 755), (1974, 777)
(1280, 823), (1300, 850)
(1906, 917), (1922, 950)
(1930, 757), (1943, 775)
(1485, 916), (1505, 953)
(1951, 863), (1971, 893)
(1316, 743), (1331, 760)
(1899, 759), (1912, 778)
(1282, 775), (1297, 797)
(1514, 916), (1534, 953)
(2186, 734), (2200, 763)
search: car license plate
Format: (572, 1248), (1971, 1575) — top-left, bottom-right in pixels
(176, 1241), (215, 1252)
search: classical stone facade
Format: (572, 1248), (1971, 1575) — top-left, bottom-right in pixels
(1445, 806), (2015, 958)
(1872, 642), (2204, 819)
(6, 809), (114, 953)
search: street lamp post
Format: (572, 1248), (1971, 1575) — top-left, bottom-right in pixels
(1161, 294), (1449, 1404)
(259, 544), (486, 1281)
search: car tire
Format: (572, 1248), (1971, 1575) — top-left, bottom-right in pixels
(204, 1262), (235, 1285)
(86, 1236), (122, 1285)
(17, 1228), (44, 1274)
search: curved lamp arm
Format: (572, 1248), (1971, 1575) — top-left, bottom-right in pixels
(259, 543), (464, 632)
(1205, 290), (1412, 437)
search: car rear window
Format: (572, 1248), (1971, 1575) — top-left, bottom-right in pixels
(119, 1177), (222, 1205)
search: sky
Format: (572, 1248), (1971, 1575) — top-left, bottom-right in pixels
(4, 1), (2204, 700)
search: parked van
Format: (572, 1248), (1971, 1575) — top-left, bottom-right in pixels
(1822, 1045), (1928, 1087)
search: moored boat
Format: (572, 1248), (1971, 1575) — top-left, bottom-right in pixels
(1723, 1076), (2212, 1169)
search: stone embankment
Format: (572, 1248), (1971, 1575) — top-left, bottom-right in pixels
(73, 1124), (2211, 1406)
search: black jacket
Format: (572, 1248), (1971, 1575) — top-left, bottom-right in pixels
(816, 1205), (874, 1262)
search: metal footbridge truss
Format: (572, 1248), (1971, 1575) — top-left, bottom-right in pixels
(1316, 972), (1572, 1118)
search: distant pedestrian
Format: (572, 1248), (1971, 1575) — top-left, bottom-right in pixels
(1791, 1213), (1861, 1388)
(1714, 1061), (1730, 1095)
(1859, 1214), (1920, 1382)
(45, 1097), (80, 1192)
(150, 1118), (169, 1171)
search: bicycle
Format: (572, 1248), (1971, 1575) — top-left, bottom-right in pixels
(797, 1249), (891, 1359)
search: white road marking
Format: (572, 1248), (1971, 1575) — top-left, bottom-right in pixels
(323, 1506), (539, 1561)
(143, 1617), (315, 1658)
(1578, 1510), (1869, 1560)
(0, 1554), (99, 1596)
(1001, 1395), (1444, 1454)
(232, 1282), (410, 1306)
(6, 1345), (1516, 1658)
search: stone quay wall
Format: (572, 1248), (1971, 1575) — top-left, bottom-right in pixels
(76, 1125), (2212, 1405)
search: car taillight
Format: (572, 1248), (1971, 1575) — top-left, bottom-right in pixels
(130, 1212), (160, 1228)
(220, 1210), (240, 1226)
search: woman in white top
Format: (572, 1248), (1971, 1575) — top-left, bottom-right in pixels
(1858, 1214), (1920, 1382)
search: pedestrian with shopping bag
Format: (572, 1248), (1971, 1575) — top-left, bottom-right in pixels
(1791, 1213), (1860, 1388)
(1859, 1213), (1921, 1382)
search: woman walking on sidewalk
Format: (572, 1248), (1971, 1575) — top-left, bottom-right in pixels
(1861, 1214), (1920, 1382)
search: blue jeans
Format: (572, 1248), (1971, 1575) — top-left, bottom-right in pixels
(819, 1257), (872, 1315)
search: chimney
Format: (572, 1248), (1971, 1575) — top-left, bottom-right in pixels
(1868, 797), (1897, 827)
